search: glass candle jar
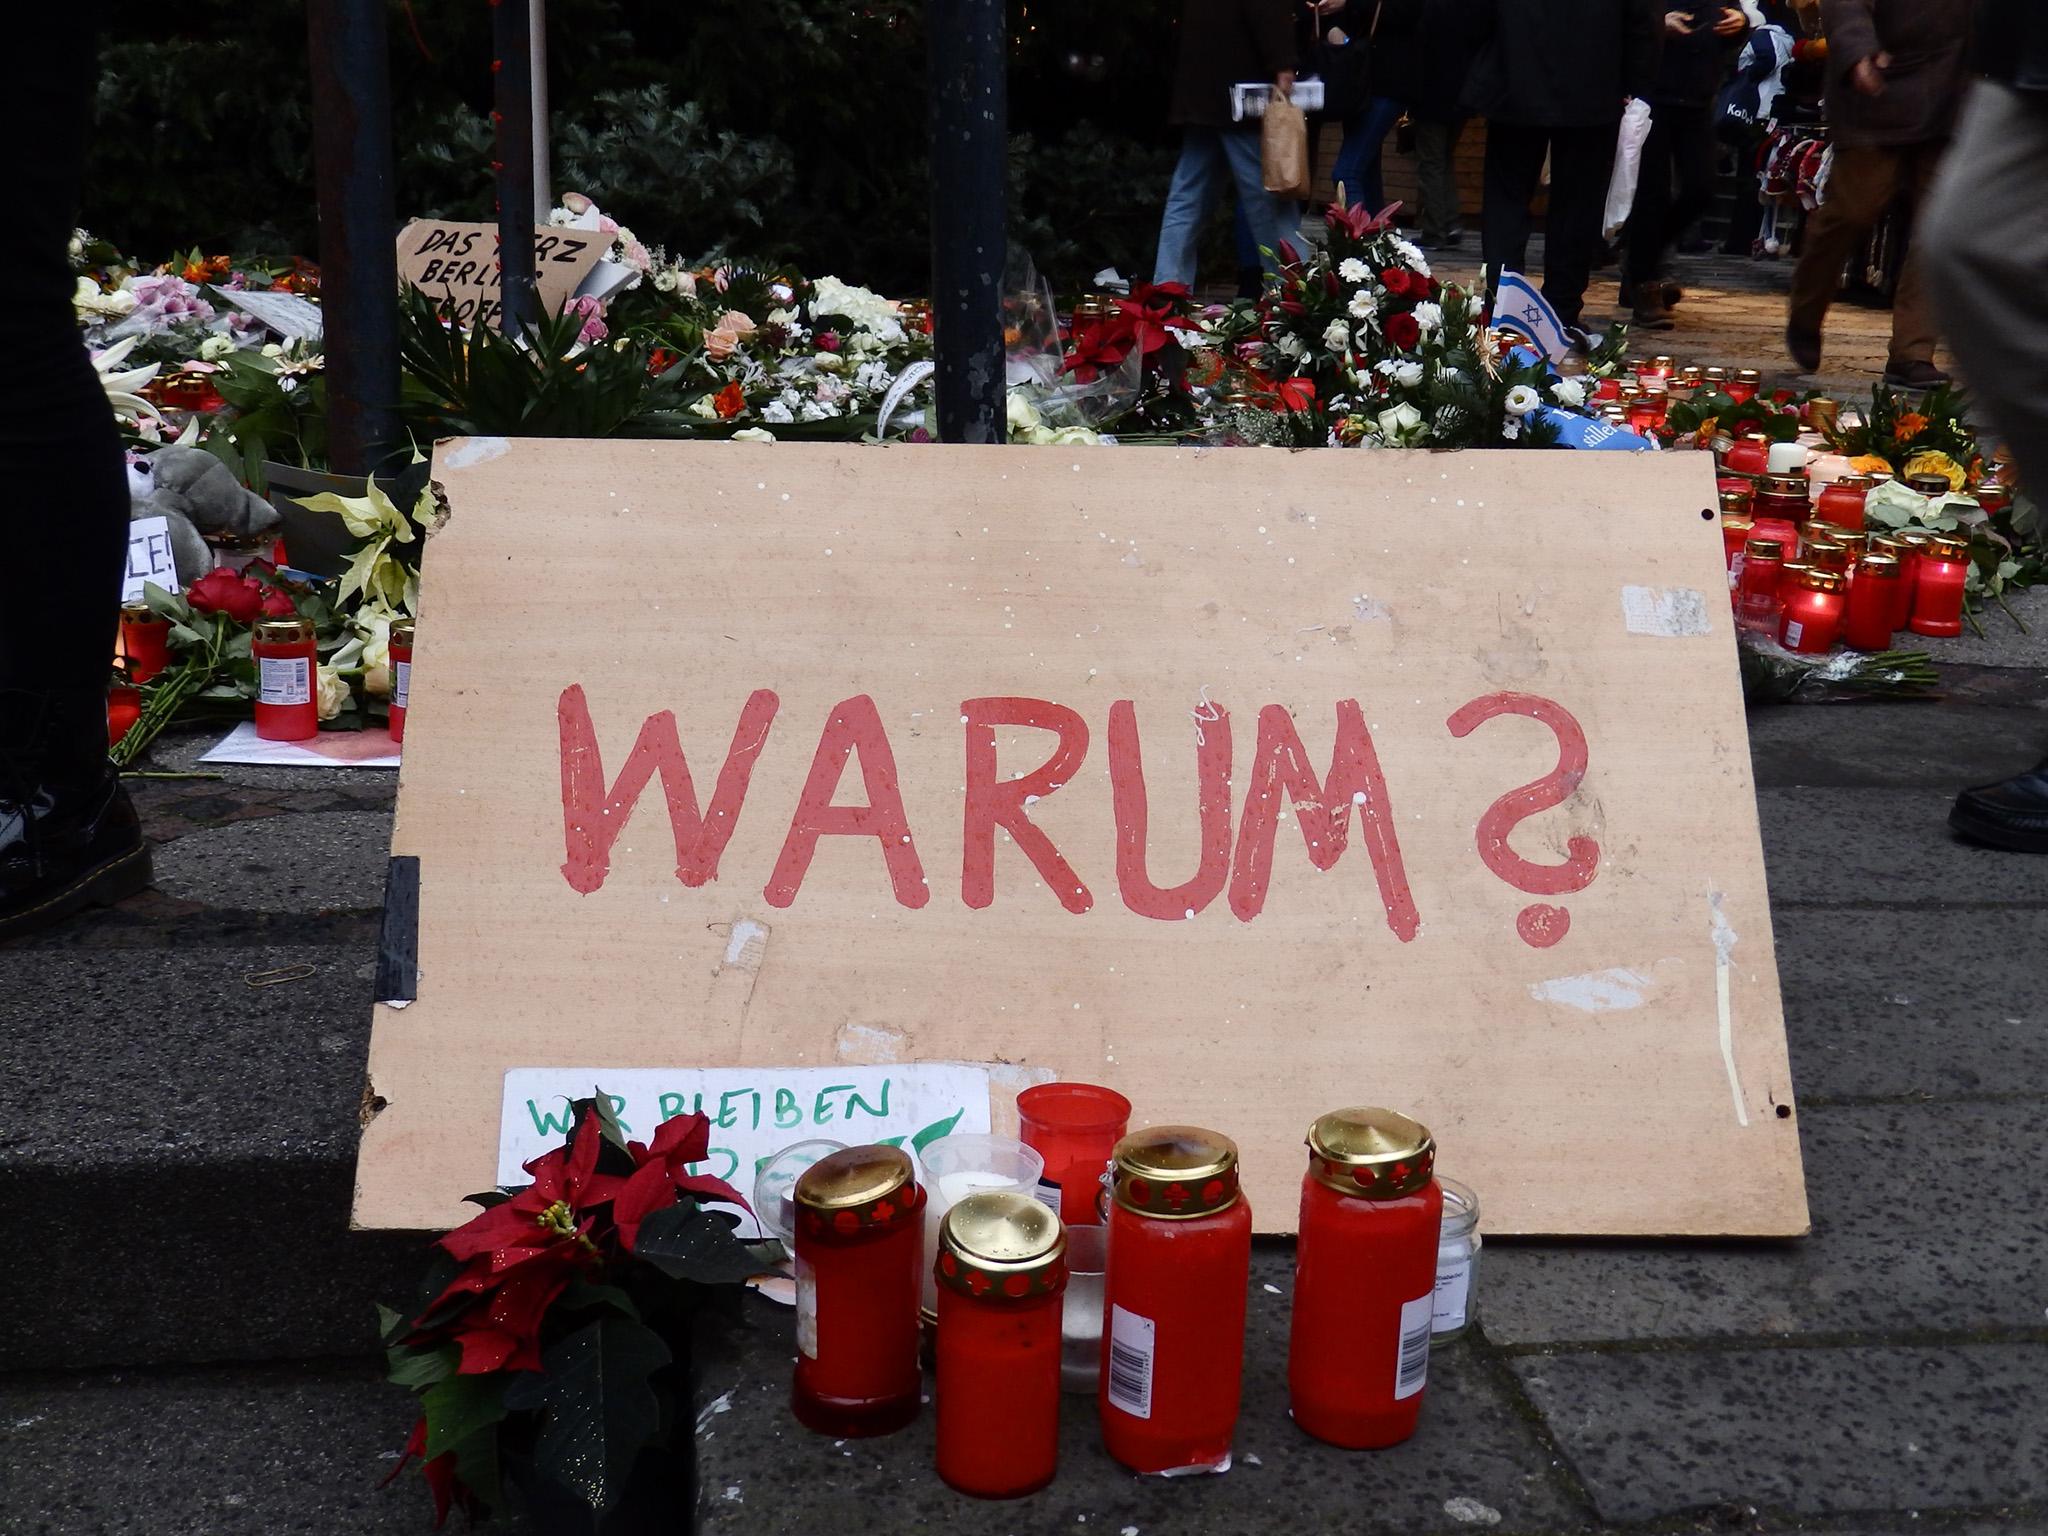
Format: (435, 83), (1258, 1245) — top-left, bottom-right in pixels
(1909, 535), (1971, 638)
(1906, 472), (1954, 500)
(934, 1192), (1066, 1499)
(1059, 1221), (1108, 1394)
(1726, 367), (1762, 403)
(1099, 1125), (1250, 1475)
(1592, 374), (1622, 402)
(119, 605), (171, 685)
(1289, 1107), (1443, 1450)
(1722, 434), (1771, 477)
(791, 1144), (926, 1437)
(1719, 485), (1756, 519)
(388, 618), (414, 743)
(1641, 354), (1676, 380)
(1736, 538), (1787, 633)
(1681, 364), (1705, 387)
(919, 1134), (1044, 1320)
(1722, 516), (1755, 591)
(753, 1138), (847, 1245)
(1816, 473), (1875, 531)
(1974, 465), (2013, 518)
(1433, 1177), (1481, 1339)
(1804, 539), (1852, 576)
(252, 617), (318, 742)
(1703, 366), (1728, 389)
(1877, 533), (1923, 630)
(1805, 396), (1840, 434)
(1017, 1082), (1130, 1226)
(1754, 471), (1811, 528)
(1779, 568), (1847, 653)
(1844, 554), (1902, 650)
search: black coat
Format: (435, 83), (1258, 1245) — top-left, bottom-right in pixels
(1653, 2), (1748, 107)
(1461, 0), (1665, 127)
(1344, 0), (1482, 119)
(1170, 0), (1300, 127)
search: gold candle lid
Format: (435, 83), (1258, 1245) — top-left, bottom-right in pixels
(1760, 472), (1810, 496)
(795, 1144), (914, 1214)
(1722, 516), (1755, 535)
(253, 617), (313, 645)
(1306, 1106), (1436, 1200)
(1744, 538), (1786, 559)
(1649, 354), (1676, 370)
(1111, 1125), (1240, 1219)
(1735, 367), (1762, 384)
(1924, 534), (1970, 560)
(1856, 553), (1902, 578)
(390, 619), (416, 647)
(1833, 473), (1879, 491)
(1704, 366), (1729, 383)
(936, 1191), (1066, 1299)
(1906, 473), (1954, 497)
(1795, 567), (1846, 593)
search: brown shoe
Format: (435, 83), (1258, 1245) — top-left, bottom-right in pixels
(1630, 283), (1675, 331)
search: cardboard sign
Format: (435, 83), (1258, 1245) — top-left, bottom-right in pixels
(123, 517), (178, 604)
(355, 441), (1808, 1238)
(394, 221), (606, 328)
(497, 1064), (995, 1238)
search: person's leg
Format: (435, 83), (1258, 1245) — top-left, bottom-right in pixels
(1221, 124), (1293, 276)
(1480, 120), (1545, 283)
(1414, 116), (1465, 243)
(1230, 202), (1264, 297)
(1622, 111), (1677, 296)
(1881, 136), (1949, 376)
(1332, 95), (1405, 210)
(1153, 129), (1227, 288)
(1785, 142), (1899, 367)
(1666, 102), (1719, 263)
(1, 16), (149, 937)
(1539, 123), (1617, 329)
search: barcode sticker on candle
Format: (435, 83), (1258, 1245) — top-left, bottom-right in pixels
(394, 659), (411, 711)
(258, 655), (311, 706)
(1031, 1177), (1063, 1214)
(1432, 1253), (1472, 1332)
(1783, 620), (1804, 647)
(794, 1254), (818, 1360)
(1106, 1304), (1156, 1419)
(1394, 1292), (1432, 1399)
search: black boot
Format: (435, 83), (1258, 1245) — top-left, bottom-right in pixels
(1950, 759), (2048, 854)
(0, 689), (151, 939)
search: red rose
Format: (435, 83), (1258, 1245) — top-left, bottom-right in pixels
(260, 589), (298, 619)
(814, 330), (840, 352)
(1384, 311), (1421, 350)
(186, 567), (264, 624)
(1381, 268), (1411, 296)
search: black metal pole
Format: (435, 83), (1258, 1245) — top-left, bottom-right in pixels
(927, 0), (1007, 443)
(491, 0), (539, 334)
(305, 0), (400, 476)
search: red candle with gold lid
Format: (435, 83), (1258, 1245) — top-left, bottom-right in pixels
(1725, 367), (1762, 403)
(1099, 1126), (1250, 1475)
(934, 1192), (1065, 1498)
(387, 618), (414, 744)
(1844, 554), (1902, 650)
(252, 617), (318, 742)
(1721, 516), (1754, 590)
(1890, 531), (1935, 630)
(1736, 538), (1787, 632)
(792, 1145), (926, 1437)
(1908, 535), (1971, 638)
(1816, 473), (1875, 532)
(1288, 1107), (1443, 1449)
(1779, 568), (1847, 653)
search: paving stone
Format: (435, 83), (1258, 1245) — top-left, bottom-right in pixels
(144, 725), (400, 796)
(0, 1363), (503, 1536)
(1478, 1100), (2048, 1347)
(149, 810), (392, 912)
(1746, 698), (2048, 790)
(1512, 1343), (2048, 1524)
(1898, 586), (2048, 671)
(695, 1244), (1582, 1536)
(1775, 905), (2048, 1099)
(1757, 787), (2048, 906)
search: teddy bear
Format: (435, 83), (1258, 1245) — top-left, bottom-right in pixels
(127, 446), (282, 585)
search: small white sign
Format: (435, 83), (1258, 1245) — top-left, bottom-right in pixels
(497, 1063), (994, 1238)
(1621, 584), (1712, 638)
(218, 288), (325, 343)
(123, 516), (179, 605)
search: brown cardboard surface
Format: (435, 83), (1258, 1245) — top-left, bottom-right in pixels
(356, 439), (1808, 1237)
(394, 221), (605, 327)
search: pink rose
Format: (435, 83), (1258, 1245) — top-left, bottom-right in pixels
(716, 310), (757, 339)
(704, 326), (739, 362)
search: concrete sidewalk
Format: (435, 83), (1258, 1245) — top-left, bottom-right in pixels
(6, 609), (2046, 1534)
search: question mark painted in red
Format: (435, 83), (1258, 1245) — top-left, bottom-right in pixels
(1446, 692), (1599, 948)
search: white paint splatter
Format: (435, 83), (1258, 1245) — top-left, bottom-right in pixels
(1528, 966), (1658, 1012)
(1622, 585), (1711, 638)
(1710, 890), (1750, 1126)
(1351, 594), (1393, 622)
(694, 1392), (733, 1436)
(723, 919), (770, 969)
(439, 435), (509, 469)
(1444, 1497), (1502, 1526)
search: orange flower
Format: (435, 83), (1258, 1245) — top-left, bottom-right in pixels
(712, 380), (746, 420)
(1892, 412), (1929, 441)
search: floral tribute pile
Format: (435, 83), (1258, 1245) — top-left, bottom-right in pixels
(380, 1096), (759, 1527)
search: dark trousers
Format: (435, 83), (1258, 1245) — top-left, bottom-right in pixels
(1481, 120), (1617, 329)
(2, 21), (127, 697)
(1623, 100), (1716, 288)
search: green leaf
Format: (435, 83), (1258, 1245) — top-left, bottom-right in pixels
(909, 1107), (966, 1152)
(557, 1277), (643, 1321)
(500, 1316), (671, 1516)
(375, 1302), (407, 1344)
(633, 1202), (762, 1285)
(386, 1340), (460, 1389)
(422, 1372), (509, 1461)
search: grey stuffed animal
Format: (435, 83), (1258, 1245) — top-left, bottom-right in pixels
(127, 446), (282, 585)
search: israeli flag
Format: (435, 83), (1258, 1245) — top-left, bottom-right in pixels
(1490, 271), (1574, 362)
(1534, 405), (1658, 452)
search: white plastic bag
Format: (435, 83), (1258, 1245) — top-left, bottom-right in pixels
(1603, 99), (1654, 241)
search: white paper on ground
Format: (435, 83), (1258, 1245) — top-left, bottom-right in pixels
(497, 1063), (994, 1238)
(198, 720), (400, 768)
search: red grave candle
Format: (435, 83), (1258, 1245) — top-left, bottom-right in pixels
(1725, 367), (1762, 403)
(1289, 1107), (1443, 1449)
(1815, 474), (1875, 533)
(1722, 435), (1772, 477)
(933, 1192), (1065, 1498)
(1736, 538), (1787, 633)
(1888, 532), (1933, 630)
(119, 606), (171, 684)
(1844, 554), (1903, 650)
(792, 1145), (926, 1437)
(387, 618), (414, 744)
(251, 617), (318, 741)
(1017, 1082), (1130, 1225)
(1099, 1126), (1250, 1475)
(107, 685), (142, 747)
(1722, 517), (1755, 592)
(1909, 536), (1971, 638)
(1779, 568), (1847, 653)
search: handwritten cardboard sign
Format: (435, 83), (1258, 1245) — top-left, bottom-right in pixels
(123, 516), (178, 604)
(394, 220), (606, 328)
(355, 441), (1808, 1237)
(497, 1064), (995, 1238)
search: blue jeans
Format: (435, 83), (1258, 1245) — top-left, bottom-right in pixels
(1153, 126), (1297, 286)
(1331, 95), (1405, 211)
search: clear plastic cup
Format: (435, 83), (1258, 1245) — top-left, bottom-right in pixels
(1060, 1222), (1108, 1393)
(1016, 1082), (1131, 1226)
(918, 1134), (1045, 1318)
(752, 1138), (847, 1246)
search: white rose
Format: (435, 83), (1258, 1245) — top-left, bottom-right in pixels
(315, 665), (349, 722)
(1006, 391), (1043, 435)
(1277, 333), (1306, 358)
(690, 395), (717, 419)
(1338, 257), (1369, 283)
(261, 342), (284, 359)
(761, 398), (794, 424)
(198, 335), (235, 361)
(1374, 359), (1401, 377)
(1347, 290), (1376, 320)
(1550, 377), (1587, 407)
(1393, 360), (1424, 388)
(1049, 426), (1102, 446)
(732, 427), (776, 443)
(1504, 384), (1541, 417)
(1322, 318), (1351, 353)
(1411, 301), (1443, 338)
(1377, 403), (1424, 444)
(813, 350), (845, 373)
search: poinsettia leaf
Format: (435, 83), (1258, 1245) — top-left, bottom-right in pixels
(634, 1203), (761, 1286)
(440, 1420), (503, 1515)
(557, 1277), (642, 1321)
(387, 1340), (461, 1389)
(463, 1188), (515, 1210)
(500, 1316), (671, 1515)
(571, 1093), (639, 1177)
(375, 1302), (407, 1345)
(422, 1372), (509, 1461)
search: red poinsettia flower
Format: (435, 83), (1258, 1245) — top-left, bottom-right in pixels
(612, 1112), (747, 1250)
(1114, 297), (1199, 359)
(185, 568), (265, 624)
(1060, 323), (1135, 382)
(1276, 376), (1317, 413)
(382, 1417), (480, 1530)
(1384, 311), (1421, 350)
